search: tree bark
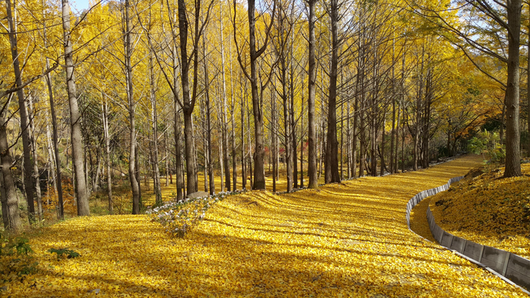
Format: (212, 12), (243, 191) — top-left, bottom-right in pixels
(306, 0), (318, 189)
(45, 51), (64, 219)
(219, 4), (231, 192)
(123, 0), (140, 214)
(149, 43), (162, 205)
(62, 0), (90, 216)
(0, 111), (22, 233)
(503, 0), (522, 177)
(6, 0), (37, 221)
(526, 14), (530, 157)
(248, 0), (266, 190)
(101, 98), (113, 214)
(241, 76), (247, 190)
(202, 35), (215, 195)
(27, 95), (42, 221)
(324, 0), (340, 183)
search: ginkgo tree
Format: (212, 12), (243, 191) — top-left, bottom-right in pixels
(0, 0), (522, 232)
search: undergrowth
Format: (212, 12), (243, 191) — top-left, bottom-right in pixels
(147, 190), (246, 237)
(0, 231), (38, 284)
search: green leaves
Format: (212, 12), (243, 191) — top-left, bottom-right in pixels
(47, 248), (80, 260)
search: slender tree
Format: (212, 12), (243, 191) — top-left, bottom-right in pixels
(62, 0), (90, 216)
(306, 0), (318, 188)
(233, 0), (276, 190)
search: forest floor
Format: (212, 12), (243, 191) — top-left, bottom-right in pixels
(427, 161), (530, 260)
(2, 155), (528, 297)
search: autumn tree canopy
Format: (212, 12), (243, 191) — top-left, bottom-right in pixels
(0, 0), (526, 231)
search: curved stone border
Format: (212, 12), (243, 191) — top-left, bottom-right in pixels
(405, 177), (530, 294)
(405, 176), (463, 230)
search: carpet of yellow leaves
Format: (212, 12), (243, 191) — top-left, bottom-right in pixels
(430, 162), (530, 260)
(1, 155), (527, 297)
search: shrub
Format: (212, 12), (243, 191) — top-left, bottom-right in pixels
(467, 130), (505, 163)
(147, 190), (244, 238)
(48, 248), (80, 260)
(0, 232), (38, 283)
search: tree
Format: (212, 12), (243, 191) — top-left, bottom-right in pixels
(5, 0), (37, 221)
(413, 0), (522, 176)
(306, 0), (318, 189)
(176, 0), (214, 195)
(233, 0), (276, 190)
(324, 0), (341, 183)
(0, 94), (22, 232)
(62, 0), (90, 216)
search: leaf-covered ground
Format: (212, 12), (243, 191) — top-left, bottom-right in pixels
(430, 162), (530, 260)
(2, 155), (527, 297)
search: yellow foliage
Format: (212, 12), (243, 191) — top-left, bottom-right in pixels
(430, 163), (530, 259)
(0, 156), (526, 296)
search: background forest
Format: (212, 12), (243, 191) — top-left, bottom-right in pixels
(0, 0), (527, 232)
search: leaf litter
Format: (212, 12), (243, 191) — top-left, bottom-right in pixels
(1, 155), (527, 297)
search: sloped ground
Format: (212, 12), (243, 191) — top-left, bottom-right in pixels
(429, 162), (530, 260)
(2, 155), (527, 297)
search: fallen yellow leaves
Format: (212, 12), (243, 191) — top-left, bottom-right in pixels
(430, 162), (530, 260)
(1, 155), (527, 297)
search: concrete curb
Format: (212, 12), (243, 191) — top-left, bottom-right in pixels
(405, 177), (530, 294)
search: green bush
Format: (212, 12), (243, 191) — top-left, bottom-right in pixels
(0, 232), (38, 283)
(467, 130), (505, 163)
(48, 248), (80, 260)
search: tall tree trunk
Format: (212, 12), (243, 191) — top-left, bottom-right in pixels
(28, 95), (42, 221)
(149, 46), (162, 205)
(401, 111), (406, 173)
(324, 0), (340, 183)
(359, 64), (366, 177)
(229, 36), (238, 192)
(290, 31), (298, 189)
(175, 102), (184, 200)
(279, 51), (292, 191)
(380, 116), (386, 175)
(527, 16), (530, 158)
(102, 98), (113, 214)
(503, 0), (522, 177)
(272, 84), (278, 193)
(352, 71), (359, 178)
(241, 75), (246, 190)
(205, 60), (215, 195)
(177, 0), (198, 194)
(164, 136), (168, 187)
(307, 0), (318, 188)
(422, 65), (431, 169)
(201, 36), (214, 194)
(62, 0), (89, 216)
(45, 122), (55, 206)
(390, 38), (395, 174)
(123, 0), (140, 213)
(300, 85), (305, 186)
(413, 49), (424, 172)
(219, 5), (231, 192)
(247, 99), (253, 189)
(45, 51), (64, 219)
(340, 82), (344, 179)
(219, 128), (225, 192)
(0, 110), (22, 232)
(6, 0), (37, 221)
(201, 99), (208, 192)
(245, 0), (268, 190)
